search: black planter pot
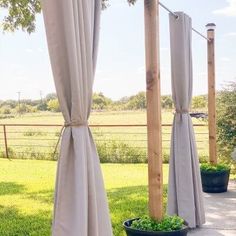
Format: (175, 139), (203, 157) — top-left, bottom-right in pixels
(201, 169), (230, 193)
(123, 218), (189, 236)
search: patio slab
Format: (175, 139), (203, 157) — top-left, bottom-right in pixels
(189, 180), (236, 236)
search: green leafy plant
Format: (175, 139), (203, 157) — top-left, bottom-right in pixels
(130, 215), (184, 232)
(0, 0), (137, 33)
(96, 140), (146, 163)
(200, 163), (230, 172)
(216, 82), (236, 174)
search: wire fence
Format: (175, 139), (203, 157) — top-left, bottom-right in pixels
(0, 123), (209, 163)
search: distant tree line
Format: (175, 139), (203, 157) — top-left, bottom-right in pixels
(0, 91), (209, 115)
(0, 93), (59, 115)
(91, 92), (207, 111)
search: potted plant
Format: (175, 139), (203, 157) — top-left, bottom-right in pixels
(200, 163), (231, 193)
(123, 215), (188, 236)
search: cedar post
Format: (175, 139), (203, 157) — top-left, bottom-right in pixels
(206, 23), (217, 165)
(144, 0), (163, 220)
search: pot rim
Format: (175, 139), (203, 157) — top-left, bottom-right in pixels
(123, 218), (189, 234)
(200, 169), (231, 174)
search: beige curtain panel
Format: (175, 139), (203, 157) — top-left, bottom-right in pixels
(167, 12), (205, 228)
(42, 0), (112, 235)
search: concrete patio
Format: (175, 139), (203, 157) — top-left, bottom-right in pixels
(189, 181), (236, 236)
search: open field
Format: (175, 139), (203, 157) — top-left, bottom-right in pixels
(0, 110), (206, 125)
(0, 111), (209, 162)
(0, 159), (169, 236)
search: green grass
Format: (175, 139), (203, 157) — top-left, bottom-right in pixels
(0, 159), (169, 236)
(0, 110), (206, 125)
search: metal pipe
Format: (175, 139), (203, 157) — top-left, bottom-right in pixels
(192, 28), (210, 41)
(159, 1), (210, 41)
(159, 1), (178, 18)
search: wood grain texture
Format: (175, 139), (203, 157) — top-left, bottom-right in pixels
(207, 29), (217, 164)
(144, 0), (163, 220)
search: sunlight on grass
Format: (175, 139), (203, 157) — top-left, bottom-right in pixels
(0, 159), (168, 236)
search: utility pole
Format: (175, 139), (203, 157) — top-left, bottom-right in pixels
(40, 90), (43, 103)
(17, 91), (21, 115)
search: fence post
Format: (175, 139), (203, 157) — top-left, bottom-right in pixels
(206, 23), (217, 165)
(3, 125), (9, 159)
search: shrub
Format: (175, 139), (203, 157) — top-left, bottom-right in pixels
(216, 82), (236, 171)
(192, 95), (207, 109)
(0, 105), (11, 114)
(92, 92), (112, 110)
(200, 163), (230, 172)
(161, 95), (173, 109)
(0, 147), (16, 159)
(47, 99), (61, 112)
(36, 102), (48, 111)
(130, 215), (184, 232)
(125, 92), (146, 110)
(16, 104), (33, 114)
(96, 140), (147, 163)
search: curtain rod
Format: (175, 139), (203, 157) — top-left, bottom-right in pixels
(159, 1), (210, 42)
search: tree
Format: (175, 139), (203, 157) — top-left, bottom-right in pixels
(45, 93), (57, 101)
(216, 82), (236, 166)
(126, 92), (146, 110)
(0, 0), (41, 33)
(0, 105), (11, 114)
(37, 102), (48, 111)
(161, 95), (173, 109)
(92, 92), (112, 110)
(0, 100), (17, 109)
(16, 104), (32, 114)
(47, 99), (60, 112)
(0, 0), (137, 33)
(192, 95), (207, 109)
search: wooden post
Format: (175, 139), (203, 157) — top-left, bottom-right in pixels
(206, 23), (217, 165)
(3, 125), (9, 159)
(144, 0), (163, 220)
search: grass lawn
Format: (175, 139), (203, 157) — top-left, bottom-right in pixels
(0, 159), (169, 236)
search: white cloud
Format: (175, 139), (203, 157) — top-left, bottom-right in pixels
(26, 48), (33, 53)
(137, 66), (144, 74)
(96, 69), (103, 75)
(26, 48), (45, 53)
(224, 32), (236, 37)
(213, 0), (236, 17)
(37, 47), (44, 52)
(112, 1), (126, 8)
(220, 57), (231, 62)
(160, 47), (169, 51)
(197, 72), (207, 77)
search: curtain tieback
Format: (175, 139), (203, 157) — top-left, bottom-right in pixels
(53, 121), (88, 159)
(64, 121), (88, 127)
(175, 109), (189, 114)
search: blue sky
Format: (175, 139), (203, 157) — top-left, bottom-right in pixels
(0, 0), (236, 101)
